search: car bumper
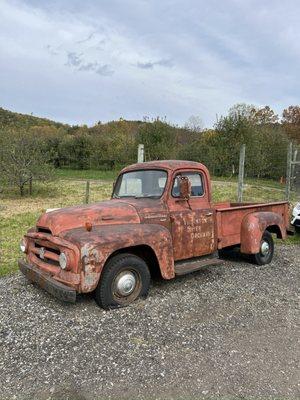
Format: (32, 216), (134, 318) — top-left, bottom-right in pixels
(19, 259), (76, 303)
(291, 216), (300, 227)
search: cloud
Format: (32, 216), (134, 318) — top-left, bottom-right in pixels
(77, 61), (114, 76)
(64, 51), (114, 76)
(1, 0), (300, 127)
(66, 51), (82, 67)
(76, 31), (96, 44)
(45, 44), (59, 56)
(95, 64), (114, 76)
(136, 59), (173, 70)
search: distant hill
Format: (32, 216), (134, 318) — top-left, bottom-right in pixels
(0, 107), (149, 135)
(0, 107), (68, 130)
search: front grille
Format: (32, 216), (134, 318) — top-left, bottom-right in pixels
(37, 227), (52, 234)
(31, 241), (61, 267)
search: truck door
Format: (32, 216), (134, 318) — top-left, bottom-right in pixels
(168, 171), (216, 260)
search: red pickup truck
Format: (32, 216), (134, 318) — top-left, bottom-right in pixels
(19, 160), (290, 309)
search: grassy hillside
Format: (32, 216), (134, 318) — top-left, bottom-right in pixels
(0, 107), (67, 130)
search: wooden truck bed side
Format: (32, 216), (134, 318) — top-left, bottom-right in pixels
(214, 201), (289, 249)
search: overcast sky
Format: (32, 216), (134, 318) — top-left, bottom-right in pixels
(1, 0), (300, 127)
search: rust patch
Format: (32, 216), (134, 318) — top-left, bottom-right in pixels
(240, 211), (287, 254)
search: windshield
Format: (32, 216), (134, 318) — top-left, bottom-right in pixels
(113, 169), (167, 198)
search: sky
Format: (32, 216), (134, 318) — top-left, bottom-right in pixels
(1, 0), (300, 128)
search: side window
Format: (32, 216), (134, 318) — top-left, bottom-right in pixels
(172, 172), (204, 197)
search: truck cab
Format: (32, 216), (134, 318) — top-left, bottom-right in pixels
(19, 161), (290, 309)
(113, 161), (216, 260)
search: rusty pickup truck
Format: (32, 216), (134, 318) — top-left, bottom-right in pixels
(19, 160), (290, 309)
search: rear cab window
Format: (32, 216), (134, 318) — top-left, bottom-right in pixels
(172, 171), (204, 197)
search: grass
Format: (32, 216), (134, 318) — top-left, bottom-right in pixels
(0, 178), (113, 277)
(54, 168), (117, 181)
(212, 175), (285, 189)
(0, 169), (299, 277)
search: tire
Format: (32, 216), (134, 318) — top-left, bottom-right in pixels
(94, 253), (151, 309)
(252, 231), (274, 265)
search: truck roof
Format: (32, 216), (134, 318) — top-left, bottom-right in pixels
(121, 160), (207, 172)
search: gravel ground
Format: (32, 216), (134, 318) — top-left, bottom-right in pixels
(0, 245), (299, 400)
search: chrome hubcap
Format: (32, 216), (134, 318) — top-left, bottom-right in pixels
(261, 240), (270, 256)
(115, 271), (137, 297)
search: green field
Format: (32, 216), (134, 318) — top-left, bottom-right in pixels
(0, 169), (299, 277)
(54, 168), (117, 181)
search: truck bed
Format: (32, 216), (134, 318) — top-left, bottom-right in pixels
(213, 201), (289, 249)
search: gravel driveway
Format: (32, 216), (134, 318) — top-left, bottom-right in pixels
(0, 245), (299, 400)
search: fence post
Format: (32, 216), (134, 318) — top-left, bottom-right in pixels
(291, 148), (298, 184)
(137, 144), (144, 163)
(85, 180), (90, 204)
(237, 144), (246, 202)
(285, 142), (293, 201)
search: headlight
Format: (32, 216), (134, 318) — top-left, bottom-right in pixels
(59, 252), (68, 270)
(20, 238), (27, 253)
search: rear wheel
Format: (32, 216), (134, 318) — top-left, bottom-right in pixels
(252, 231), (274, 265)
(94, 253), (150, 309)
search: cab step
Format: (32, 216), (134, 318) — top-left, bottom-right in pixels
(174, 253), (223, 276)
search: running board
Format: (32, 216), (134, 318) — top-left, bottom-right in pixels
(174, 254), (223, 276)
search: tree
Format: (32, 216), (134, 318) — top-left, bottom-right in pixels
(136, 121), (178, 161)
(214, 110), (254, 176)
(251, 106), (279, 125)
(282, 106), (300, 143)
(0, 129), (53, 196)
(228, 103), (255, 120)
(184, 115), (203, 133)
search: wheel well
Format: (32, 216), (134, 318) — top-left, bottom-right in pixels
(106, 245), (162, 279)
(266, 224), (282, 239)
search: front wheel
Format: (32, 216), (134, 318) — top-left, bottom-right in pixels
(252, 231), (274, 265)
(94, 253), (150, 309)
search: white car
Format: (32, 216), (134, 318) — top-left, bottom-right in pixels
(291, 202), (300, 231)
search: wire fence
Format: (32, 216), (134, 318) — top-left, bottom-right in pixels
(293, 147), (300, 195)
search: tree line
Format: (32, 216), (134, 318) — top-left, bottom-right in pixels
(0, 104), (299, 196)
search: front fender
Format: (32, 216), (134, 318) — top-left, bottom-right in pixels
(63, 224), (174, 292)
(240, 212), (286, 254)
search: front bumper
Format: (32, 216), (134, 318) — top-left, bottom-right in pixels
(291, 216), (300, 227)
(291, 203), (300, 227)
(19, 259), (76, 303)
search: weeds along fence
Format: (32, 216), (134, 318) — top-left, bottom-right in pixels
(230, 142), (299, 203)
(293, 146), (300, 195)
(286, 142), (300, 200)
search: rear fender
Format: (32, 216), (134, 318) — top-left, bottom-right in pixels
(241, 212), (286, 254)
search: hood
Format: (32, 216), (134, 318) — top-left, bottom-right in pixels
(37, 200), (140, 236)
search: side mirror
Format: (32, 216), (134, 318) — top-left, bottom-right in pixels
(179, 176), (191, 200)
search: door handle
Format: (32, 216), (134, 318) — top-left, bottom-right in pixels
(205, 212), (213, 216)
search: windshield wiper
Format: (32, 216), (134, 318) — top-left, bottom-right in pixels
(113, 195), (137, 199)
(134, 195), (160, 199)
